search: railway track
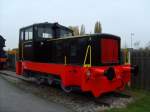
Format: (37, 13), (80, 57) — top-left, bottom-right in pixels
(0, 70), (133, 112)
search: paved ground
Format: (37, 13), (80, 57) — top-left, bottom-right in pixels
(0, 75), (72, 112)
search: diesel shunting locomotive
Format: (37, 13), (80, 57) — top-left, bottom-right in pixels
(16, 22), (136, 97)
(0, 35), (7, 69)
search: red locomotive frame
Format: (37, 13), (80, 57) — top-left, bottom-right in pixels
(16, 61), (131, 97)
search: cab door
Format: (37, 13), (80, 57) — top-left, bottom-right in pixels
(22, 27), (34, 61)
(33, 25), (54, 62)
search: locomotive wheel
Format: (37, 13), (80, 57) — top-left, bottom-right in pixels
(0, 63), (3, 70)
(47, 77), (54, 85)
(35, 78), (45, 85)
(61, 83), (72, 93)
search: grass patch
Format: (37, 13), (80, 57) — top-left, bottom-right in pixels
(107, 89), (150, 112)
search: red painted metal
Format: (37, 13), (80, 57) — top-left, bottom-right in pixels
(101, 38), (119, 64)
(16, 61), (22, 75)
(16, 61), (131, 97)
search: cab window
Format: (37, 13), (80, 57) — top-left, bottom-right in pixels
(38, 27), (53, 39)
(60, 29), (73, 38)
(24, 28), (33, 41)
(20, 31), (24, 41)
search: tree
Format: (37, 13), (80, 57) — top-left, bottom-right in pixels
(80, 24), (85, 35)
(68, 26), (79, 36)
(134, 41), (140, 49)
(145, 41), (150, 49)
(94, 21), (102, 33)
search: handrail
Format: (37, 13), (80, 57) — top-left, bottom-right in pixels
(22, 42), (24, 60)
(83, 45), (91, 67)
(64, 56), (67, 65)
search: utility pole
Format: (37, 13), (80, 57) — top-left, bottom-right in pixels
(129, 33), (134, 65)
(125, 37), (126, 48)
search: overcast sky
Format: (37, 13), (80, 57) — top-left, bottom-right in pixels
(0, 0), (150, 49)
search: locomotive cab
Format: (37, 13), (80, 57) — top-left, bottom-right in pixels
(19, 22), (73, 61)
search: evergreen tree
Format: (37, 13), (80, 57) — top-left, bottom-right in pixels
(68, 26), (80, 36)
(94, 21), (102, 33)
(80, 24), (85, 35)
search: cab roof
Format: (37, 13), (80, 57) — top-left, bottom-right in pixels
(0, 35), (5, 41)
(20, 22), (73, 32)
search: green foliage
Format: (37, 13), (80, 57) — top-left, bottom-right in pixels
(145, 41), (150, 50)
(107, 90), (150, 112)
